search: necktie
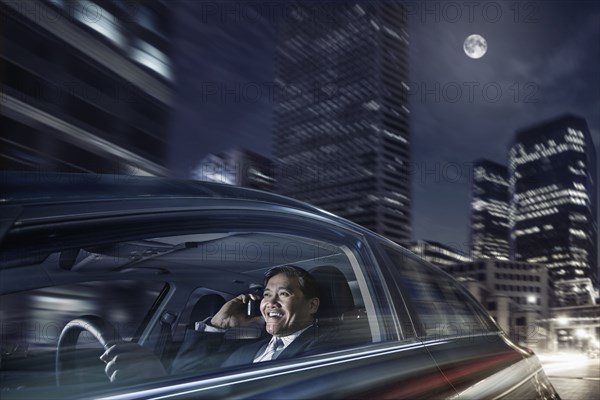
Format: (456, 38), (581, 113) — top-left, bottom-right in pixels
(255, 337), (285, 362)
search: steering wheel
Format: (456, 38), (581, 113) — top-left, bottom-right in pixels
(56, 315), (124, 386)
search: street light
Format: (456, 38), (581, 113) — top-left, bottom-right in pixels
(557, 316), (568, 325)
(527, 295), (536, 305)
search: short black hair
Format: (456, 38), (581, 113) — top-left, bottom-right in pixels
(264, 265), (320, 299)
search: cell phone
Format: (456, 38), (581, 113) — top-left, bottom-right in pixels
(247, 299), (262, 317)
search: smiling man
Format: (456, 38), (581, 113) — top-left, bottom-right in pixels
(204, 265), (323, 365)
(102, 266), (329, 382)
(261, 268), (319, 336)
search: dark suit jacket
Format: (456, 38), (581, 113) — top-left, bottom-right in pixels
(170, 324), (336, 375)
(222, 325), (332, 366)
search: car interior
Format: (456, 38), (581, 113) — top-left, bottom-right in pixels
(0, 230), (376, 396)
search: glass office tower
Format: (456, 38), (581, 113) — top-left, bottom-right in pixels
(1, 0), (173, 175)
(274, 2), (411, 243)
(509, 115), (597, 289)
(470, 159), (511, 260)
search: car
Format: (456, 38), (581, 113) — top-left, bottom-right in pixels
(0, 172), (559, 399)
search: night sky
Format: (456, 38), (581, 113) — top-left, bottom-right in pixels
(167, 1), (600, 254)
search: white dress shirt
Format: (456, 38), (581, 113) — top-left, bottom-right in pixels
(252, 325), (312, 363)
(194, 319), (313, 363)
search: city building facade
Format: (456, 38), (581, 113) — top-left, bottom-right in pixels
(470, 159), (510, 260)
(192, 147), (275, 192)
(446, 260), (551, 349)
(273, 2), (411, 243)
(545, 304), (600, 352)
(509, 114), (597, 306)
(406, 240), (471, 268)
(1, 0), (173, 175)
(446, 260), (550, 315)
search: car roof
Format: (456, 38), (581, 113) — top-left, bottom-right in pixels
(0, 172), (419, 265)
(0, 171), (319, 212)
(0, 171), (376, 237)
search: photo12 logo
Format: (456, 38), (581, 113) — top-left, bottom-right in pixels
(403, 1), (541, 24)
(407, 81), (541, 104)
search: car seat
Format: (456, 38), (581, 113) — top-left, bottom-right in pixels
(310, 265), (371, 346)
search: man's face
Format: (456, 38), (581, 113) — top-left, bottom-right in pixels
(260, 273), (319, 337)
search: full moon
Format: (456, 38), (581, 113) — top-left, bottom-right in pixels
(463, 34), (487, 59)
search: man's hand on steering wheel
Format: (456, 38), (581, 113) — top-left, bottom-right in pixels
(100, 342), (167, 383)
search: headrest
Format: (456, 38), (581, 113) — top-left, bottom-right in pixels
(310, 265), (355, 320)
(189, 293), (225, 325)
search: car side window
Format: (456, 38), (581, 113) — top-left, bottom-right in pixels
(0, 279), (166, 390)
(77, 227), (384, 383)
(0, 215), (394, 396)
(381, 245), (495, 338)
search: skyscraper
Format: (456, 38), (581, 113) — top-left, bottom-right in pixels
(470, 159), (510, 260)
(273, 2), (411, 243)
(1, 0), (173, 175)
(509, 115), (597, 293)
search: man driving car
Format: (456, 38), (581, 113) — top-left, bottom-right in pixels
(101, 265), (329, 381)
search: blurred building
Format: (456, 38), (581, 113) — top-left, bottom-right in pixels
(470, 159), (510, 260)
(509, 114), (597, 306)
(406, 240), (471, 268)
(546, 304), (600, 352)
(191, 148), (275, 192)
(446, 260), (550, 316)
(447, 260), (551, 349)
(273, 2), (411, 243)
(0, 0), (174, 175)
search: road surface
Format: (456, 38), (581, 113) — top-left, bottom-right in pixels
(537, 351), (600, 400)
